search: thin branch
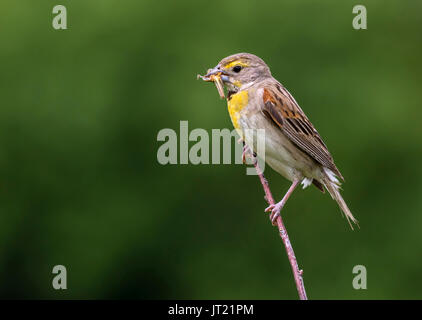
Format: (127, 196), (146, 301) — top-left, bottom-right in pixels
(252, 155), (308, 300)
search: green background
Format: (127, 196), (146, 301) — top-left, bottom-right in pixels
(0, 0), (421, 299)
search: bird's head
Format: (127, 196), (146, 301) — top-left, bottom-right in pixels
(198, 53), (272, 98)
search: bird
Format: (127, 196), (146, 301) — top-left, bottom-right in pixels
(198, 53), (358, 229)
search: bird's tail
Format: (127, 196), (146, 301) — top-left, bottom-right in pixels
(321, 167), (359, 230)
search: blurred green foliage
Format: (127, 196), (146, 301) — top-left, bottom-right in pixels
(0, 0), (421, 299)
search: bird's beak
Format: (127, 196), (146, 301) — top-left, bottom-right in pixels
(199, 66), (230, 83)
(197, 65), (230, 99)
(205, 66), (223, 77)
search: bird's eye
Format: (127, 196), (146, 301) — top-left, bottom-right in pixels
(232, 65), (242, 73)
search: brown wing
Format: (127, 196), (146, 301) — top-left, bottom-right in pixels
(262, 84), (344, 180)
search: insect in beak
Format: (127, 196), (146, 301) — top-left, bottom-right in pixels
(197, 67), (229, 99)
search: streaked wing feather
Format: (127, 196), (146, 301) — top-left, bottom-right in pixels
(262, 85), (343, 180)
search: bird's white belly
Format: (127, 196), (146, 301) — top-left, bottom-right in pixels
(238, 109), (319, 182)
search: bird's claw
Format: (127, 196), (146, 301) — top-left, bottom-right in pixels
(265, 203), (282, 226)
(242, 144), (250, 164)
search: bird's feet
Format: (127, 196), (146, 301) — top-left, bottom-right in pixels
(242, 144), (249, 163)
(265, 201), (285, 226)
(240, 141), (253, 164)
(238, 139), (256, 164)
(264, 180), (300, 227)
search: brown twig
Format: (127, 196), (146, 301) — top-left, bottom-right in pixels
(252, 154), (308, 300)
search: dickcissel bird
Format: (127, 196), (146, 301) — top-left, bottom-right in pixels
(198, 53), (358, 229)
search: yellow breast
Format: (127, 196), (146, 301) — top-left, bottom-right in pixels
(227, 91), (248, 130)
